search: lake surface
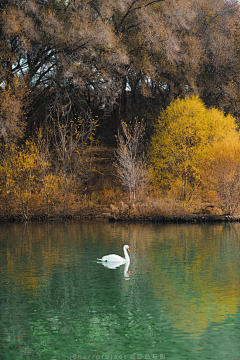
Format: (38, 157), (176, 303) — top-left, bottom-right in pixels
(0, 221), (240, 360)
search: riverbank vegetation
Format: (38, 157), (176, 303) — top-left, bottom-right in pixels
(1, 0), (240, 220)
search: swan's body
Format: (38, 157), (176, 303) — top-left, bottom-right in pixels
(97, 245), (130, 263)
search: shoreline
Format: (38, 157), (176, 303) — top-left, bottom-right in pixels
(109, 214), (240, 223)
(0, 213), (239, 223)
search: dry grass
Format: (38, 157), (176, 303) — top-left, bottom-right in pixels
(106, 195), (200, 219)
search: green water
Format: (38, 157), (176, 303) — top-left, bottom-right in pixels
(0, 221), (240, 360)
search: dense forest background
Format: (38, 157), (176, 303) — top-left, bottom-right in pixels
(1, 0), (240, 220)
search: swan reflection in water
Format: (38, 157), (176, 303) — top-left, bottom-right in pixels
(97, 260), (130, 279)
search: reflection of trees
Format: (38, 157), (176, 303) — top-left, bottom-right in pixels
(148, 224), (240, 336)
(1, 221), (240, 357)
(0, 221), (160, 356)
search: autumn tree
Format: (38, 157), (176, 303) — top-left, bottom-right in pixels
(47, 87), (98, 213)
(0, 141), (48, 219)
(199, 138), (240, 214)
(32, 127), (62, 217)
(0, 77), (28, 144)
(0, 0), (129, 129)
(115, 120), (148, 208)
(149, 95), (238, 201)
(88, 0), (194, 123)
(188, 0), (240, 114)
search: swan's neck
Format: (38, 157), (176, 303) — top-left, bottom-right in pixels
(123, 247), (130, 262)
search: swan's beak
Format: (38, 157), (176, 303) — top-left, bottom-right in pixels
(127, 248), (130, 252)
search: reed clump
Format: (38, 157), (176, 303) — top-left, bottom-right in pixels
(107, 195), (198, 219)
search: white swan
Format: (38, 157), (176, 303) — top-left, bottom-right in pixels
(97, 245), (130, 263)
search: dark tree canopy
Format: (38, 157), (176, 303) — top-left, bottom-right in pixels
(1, 0), (240, 144)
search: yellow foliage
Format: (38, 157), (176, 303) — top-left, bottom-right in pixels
(149, 95), (238, 200)
(0, 140), (49, 218)
(199, 137), (240, 213)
